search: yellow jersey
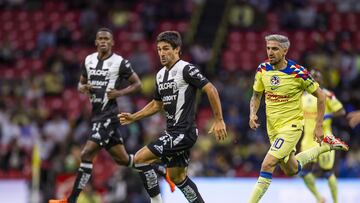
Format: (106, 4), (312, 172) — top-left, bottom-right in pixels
(253, 60), (319, 135)
(301, 89), (343, 149)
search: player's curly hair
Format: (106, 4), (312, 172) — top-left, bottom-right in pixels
(156, 31), (182, 49)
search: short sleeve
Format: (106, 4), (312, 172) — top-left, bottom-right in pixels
(81, 63), (87, 78)
(253, 71), (264, 92)
(325, 91), (343, 113)
(183, 65), (209, 88)
(119, 59), (134, 79)
(302, 69), (319, 94)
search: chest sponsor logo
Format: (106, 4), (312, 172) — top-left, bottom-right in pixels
(158, 81), (178, 93)
(89, 69), (109, 77)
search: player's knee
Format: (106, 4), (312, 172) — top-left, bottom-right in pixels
(169, 171), (187, 184)
(133, 152), (147, 165)
(113, 155), (129, 166)
(261, 161), (276, 171)
(283, 166), (298, 176)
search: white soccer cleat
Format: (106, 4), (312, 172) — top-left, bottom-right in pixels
(322, 135), (349, 151)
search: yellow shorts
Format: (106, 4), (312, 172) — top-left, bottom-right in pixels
(268, 128), (302, 163)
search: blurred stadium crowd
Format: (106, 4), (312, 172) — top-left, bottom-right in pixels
(0, 0), (360, 202)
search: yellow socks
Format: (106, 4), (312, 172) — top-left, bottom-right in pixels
(296, 144), (330, 167)
(248, 172), (272, 203)
(302, 173), (323, 202)
(328, 174), (338, 203)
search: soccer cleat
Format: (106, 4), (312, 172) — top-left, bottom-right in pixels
(165, 168), (176, 192)
(322, 135), (349, 151)
(49, 199), (68, 203)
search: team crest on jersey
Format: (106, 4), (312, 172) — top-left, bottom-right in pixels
(171, 70), (177, 77)
(270, 75), (280, 86)
(107, 62), (113, 67)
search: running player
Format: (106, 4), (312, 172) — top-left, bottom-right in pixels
(300, 70), (345, 203)
(248, 34), (349, 203)
(50, 28), (172, 203)
(118, 31), (227, 203)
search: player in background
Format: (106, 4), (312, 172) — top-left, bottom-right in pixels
(119, 31), (227, 203)
(300, 69), (346, 203)
(50, 28), (173, 203)
(347, 110), (360, 128)
(248, 34), (349, 203)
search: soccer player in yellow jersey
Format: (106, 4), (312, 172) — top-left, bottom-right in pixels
(300, 70), (345, 203)
(248, 34), (349, 203)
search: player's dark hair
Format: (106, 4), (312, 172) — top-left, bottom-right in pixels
(96, 27), (113, 35)
(156, 31), (182, 49)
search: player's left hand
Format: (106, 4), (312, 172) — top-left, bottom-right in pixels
(314, 125), (324, 144)
(107, 88), (121, 100)
(208, 119), (227, 141)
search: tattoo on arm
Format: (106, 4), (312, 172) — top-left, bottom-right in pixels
(250, 91), (262, 116)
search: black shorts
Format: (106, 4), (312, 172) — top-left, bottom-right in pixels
(147, 128), (198, 167)
(89, 118), (123, 149)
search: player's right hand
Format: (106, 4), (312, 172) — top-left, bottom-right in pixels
(347, 110), (360, 128)
(79, 83), (92, 95)
(118, 112), (134, 125)
(249, 114), (260, 130)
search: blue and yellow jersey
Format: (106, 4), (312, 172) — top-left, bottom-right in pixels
(253, 60), (319, 136)
(301, 89), (343, 150)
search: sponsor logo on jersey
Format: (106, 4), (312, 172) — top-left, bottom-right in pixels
(89, 69), (109, 77)
(158, 81), (178, 93)
(162, 95), (177, 102)
(90, 80), (109, 87)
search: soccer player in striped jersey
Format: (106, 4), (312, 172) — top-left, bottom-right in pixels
(119, 31), (227, 203)
(300, 70), (346, 203)
(50, 28), (173, 203)
(248, 34), (348, 203)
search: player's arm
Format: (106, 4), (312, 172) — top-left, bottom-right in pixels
(118, 99), (163, 125)
(78, 75), (92, 95)
(332, 108), (346, 117)
(107, 72), (142, 99)
(202, 83), (227, 141)
(347, 110), (360, 128)
(249, 90), (263, 130)
(311, 88), (326, 143)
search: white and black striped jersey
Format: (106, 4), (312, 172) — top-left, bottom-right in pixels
(154, 60), (209, 132)
(81, 52), (134, 122)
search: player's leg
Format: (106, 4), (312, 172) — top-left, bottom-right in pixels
(298, 163), (324, 203)
(319, 150), (338, 203)
(296, 135), (348, 168)
(67, 140), (101, 203)
(248, 153), (279, 203)
(133, 146), (163, 203)
(168, 167), (204, 203)
(107, 143), (133, 166)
